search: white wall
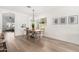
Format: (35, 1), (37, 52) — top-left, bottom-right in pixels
(15, 12), (29, 36)
(42, 7), (79, 45)
(0, 8), (29, 36)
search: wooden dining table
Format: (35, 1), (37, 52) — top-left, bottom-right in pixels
(26, 29), (42, 40)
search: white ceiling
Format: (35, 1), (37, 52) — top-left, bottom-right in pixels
(0, 6), (79, 17)
(0, 6), (57, 16)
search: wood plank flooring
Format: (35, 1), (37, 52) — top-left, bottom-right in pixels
(4, 32), (79, 52)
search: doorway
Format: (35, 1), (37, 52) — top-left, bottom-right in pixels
(2, 12), (15, 34)
(2, 13), (15, 32)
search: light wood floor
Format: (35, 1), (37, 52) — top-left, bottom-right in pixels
(4, 32), (79, 52)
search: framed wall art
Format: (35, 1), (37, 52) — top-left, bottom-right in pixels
(68, 15), (78, 24)
(60, 17), (67, 24)
(53, 18), (59, 24)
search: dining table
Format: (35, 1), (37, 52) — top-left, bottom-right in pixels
(26, 29), (42, 40)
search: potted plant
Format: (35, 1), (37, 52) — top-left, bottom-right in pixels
(32, 22), (35, 30)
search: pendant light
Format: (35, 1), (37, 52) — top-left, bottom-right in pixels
(27, 6), (35, 30)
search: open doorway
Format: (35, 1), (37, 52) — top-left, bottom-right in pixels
(2, 13), (15, 32)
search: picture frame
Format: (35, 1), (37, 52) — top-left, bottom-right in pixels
(53, 18), (59, 24)
(68, 15), (78, 24)
(59, 17), (67, 24)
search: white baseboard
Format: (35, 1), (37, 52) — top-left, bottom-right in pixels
(43, 35), (79, 46)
